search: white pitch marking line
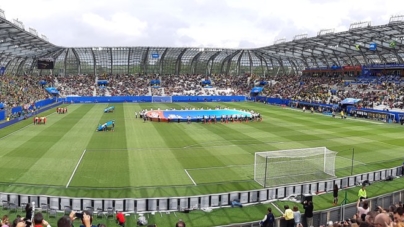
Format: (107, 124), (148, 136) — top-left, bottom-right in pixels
(0, 112), (57, 141)
(184, 169), (197, 186)
(66, 149), (87, 188)
(338, 156), (366, 165)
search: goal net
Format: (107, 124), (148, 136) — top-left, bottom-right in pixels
(152, 96), (172, 103)
(254, 147), (337, 187)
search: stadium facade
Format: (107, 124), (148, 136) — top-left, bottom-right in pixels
(0, 10), (404, 76)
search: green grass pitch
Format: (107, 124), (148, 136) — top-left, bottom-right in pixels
(0, 102), (403, 198)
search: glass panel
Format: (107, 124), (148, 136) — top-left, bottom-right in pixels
(161, 48), (183, 75)
(111, 47), (129, 74)
(6, 57), (20, 74)
(211, 50), (236, 75)
(145, 47), (166, 75)
(194, 50), (217, 75)
(93, 47), (112, 75)
(179, 48), (199, 75)
(54, 49), (67, 75)
(16, 59), (33, 75)
(75, 48), (94, 75)
(128, 47), (146, 74)
(65, 49), (79, 75)
(228, 51), (242, 76)
(239, 52), (251, 75)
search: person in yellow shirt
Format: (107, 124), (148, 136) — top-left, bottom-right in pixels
(282, 205), (294, 227)
(358, 185), (367, 201)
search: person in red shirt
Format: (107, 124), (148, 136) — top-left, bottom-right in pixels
(116, 211), (125, 227)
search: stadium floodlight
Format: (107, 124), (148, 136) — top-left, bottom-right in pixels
(254, 147), (337, 188)
(293, 33), (308, 41)
(0, 9), (5, 19)
(317, 28), (335, 36)
(41, 35), (49, 42)
(274, 38), (286, 45)
(389, 15), (404, 24)
(12, 19), (24, 30)
(349, 21), (371, 30)
(29, 28), (38, 37)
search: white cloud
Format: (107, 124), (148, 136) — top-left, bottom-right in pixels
(0, 0), (403, 48)
(81, 12), (147, 38)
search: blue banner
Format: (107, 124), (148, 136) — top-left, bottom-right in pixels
(0, 67), (5, 75)
(63, 96), (246, 103)
(251, 87), (263, 93)
(369, 43), (377, 51)
(341, 98), (361, 105)
(151, 53), (159, 59)
(45, 87), (59, 95)
(97, 80), (108, 85)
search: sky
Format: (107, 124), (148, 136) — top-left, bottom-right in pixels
(0, 0), (403, 48)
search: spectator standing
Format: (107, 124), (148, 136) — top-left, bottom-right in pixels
(33, 213), (51, 227)
(1, 215), (9, 227)
(175, 220), (186, 227)
(357, 199), (370, 219)
(401, 161), (404, 176)
(25, 203), (33, 222)
(260, 207), (275, 227)
(57, 216), (71, 227)
(303, 200), (314, 227)
(282, 205), (294, 227)
(293, 206), (302, 227)
(333, 184), (339, 205)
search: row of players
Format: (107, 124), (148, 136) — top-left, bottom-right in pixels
(33, 116), (46, 125)
(183, 114), (263, 123)
(141, 113), (263, 123)
(56, 107), (68, 114)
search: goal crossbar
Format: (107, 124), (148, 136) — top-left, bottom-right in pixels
(254, 147), (337, 188)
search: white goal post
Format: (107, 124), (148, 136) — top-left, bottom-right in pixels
(254, 147), (337, 188)
(152, 96), (173, 103)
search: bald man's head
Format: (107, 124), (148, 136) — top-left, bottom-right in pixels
(374, 213), (391, 227)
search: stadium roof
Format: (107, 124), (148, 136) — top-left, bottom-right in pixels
(0, 17), (62, 58)
(0, 14), (403, 76)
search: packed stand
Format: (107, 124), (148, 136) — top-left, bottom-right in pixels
(0, 75), (51, 120)
(55, 74), (96, 97)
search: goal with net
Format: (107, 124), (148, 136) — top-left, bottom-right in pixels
(151, 96), (173, 103)
(254, 147), (337, 187)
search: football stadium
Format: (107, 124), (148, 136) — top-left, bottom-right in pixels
(1, 5), (404, 227)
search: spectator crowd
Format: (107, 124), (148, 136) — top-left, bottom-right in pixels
(2, 73), (404, 121)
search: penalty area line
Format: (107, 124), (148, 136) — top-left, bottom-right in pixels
(184, 169), (197, 186)
(66, 149), (87, 188)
